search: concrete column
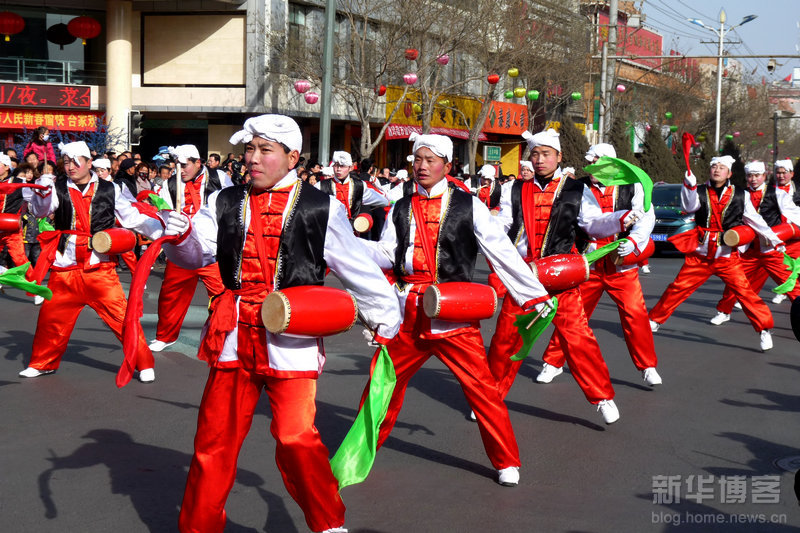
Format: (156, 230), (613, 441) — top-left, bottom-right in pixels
(106, 0), (132, 152)
(245, 0), (267, 111)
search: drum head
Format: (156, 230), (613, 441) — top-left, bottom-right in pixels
(722, 230), (739, 247)
(353, 215), (371, 233)
(791, 297), (800, 343)
(261, 291), (291, 334)
(91, 231), (112, 254)
(422, 285), (442, 318)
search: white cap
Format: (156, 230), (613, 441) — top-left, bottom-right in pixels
(585, 143), (616, 161)
(321, 166), (334, 177)
(744, 161), (766, 175)
(229, 114), (302, 153)
(332, 151), (353, 166)
(710, 155), (736, 170)
(519, 161), (533, 171)
(479, 164), (496, 180)
(409, 132), (453, 162)
(0, 153), (10, 168)
(91, 158), (111, 170)
(522, 128), (561, 152)
(396, 169), (409, 180)
(775, 159), (794, 172)
(168, 145), (201, 164)
(58, 141), (91, 161)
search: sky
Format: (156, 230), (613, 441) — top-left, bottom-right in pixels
(638, 0), (799, 79)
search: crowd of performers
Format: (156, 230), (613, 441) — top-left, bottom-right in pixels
(4, 114), (800, 533)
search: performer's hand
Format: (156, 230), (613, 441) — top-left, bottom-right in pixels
(562, 167), (576, 178)
(684, 171), (697, 187)
(776, 244), (787, 254)
(617, 238), (636, 257)
(165, 212), (191, 236)
(35, 174), (55, 196)
(622, 209), (644, 228)
(534, 299), (555, 316)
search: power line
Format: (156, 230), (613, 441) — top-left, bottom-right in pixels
(675, 0), (713, 21)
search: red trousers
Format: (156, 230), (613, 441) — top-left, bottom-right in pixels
(716, 249), (800, 313)
(362, 316), (520, 470)
(155, 261), (225, 343)
(0, 229), (30, 267)
(28, 265), (153, 371)
(120, 250), (138, 272)
(542, 268), (657, 371)
(487, 287), (614, 404)
(649, 253), (773, 332)
(179, 368), (345, 533)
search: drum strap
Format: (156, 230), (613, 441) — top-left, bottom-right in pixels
(248, 193), (275, 290)
(411, 194), (438, 284)
(521, 181), (537, 259)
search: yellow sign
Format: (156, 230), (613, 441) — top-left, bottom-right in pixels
(545, 120), (587, 136)
(385, 86), (480, 131)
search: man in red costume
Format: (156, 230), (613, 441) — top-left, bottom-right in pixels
(476, 163), (502, 210)
(0, 152), (32, 271)
(487, 130), (641, 424)
(709, 160), (800, 323)
(649, 156), (780, 351)
(163, 115), (401, 533)
(316, 150), (388, 221)
(148, 144), (232, 352)
(18, 141), (164, 382)
(359, 132), (553, 487)
(535, 143), (661, 387)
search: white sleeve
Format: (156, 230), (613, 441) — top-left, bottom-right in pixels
(496, 181), (514, 232)
(387, 184), (405, 204)
(472, 198), (549, 308)
(578, 186), (628, 238)
(324, 198), (401, 339)
(627, 183), (655, 250)
(362, 184), (389, 207)
(218, 170), (234, 189)
(31, 176), (58, 217)
(777, 189), (800, 227)
(158, 181), (175, 209)
(162, 191), (220, 269)
(743, 192), (782, 247)
(114, 184), (164, 239)
(681, 181), (700, 213)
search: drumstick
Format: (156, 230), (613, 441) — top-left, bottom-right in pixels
(525, 304), (552, 330)
(175, 161), (183, 214)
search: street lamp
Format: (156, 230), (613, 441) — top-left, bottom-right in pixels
(689, 10), (757, 152)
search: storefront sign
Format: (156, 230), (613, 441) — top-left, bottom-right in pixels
(483, 101), (527, 135)
(0, 83), (92, 109)
(385, 123), (487, 141)
(0, 109), (102, 131)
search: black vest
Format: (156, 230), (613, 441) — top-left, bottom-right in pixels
(319, 178), (363, 218)
(391, 188), (478, 288)
(53, 177), (116, 253)
(1, 176), (25, 214)
(477, 181), (502, 209)
(507, 177), (585, 258)
(215, 181), (330, 291)
(695, 183), (744, 231)
(168, 168), (222, 208)
(755, 186), (782, 227)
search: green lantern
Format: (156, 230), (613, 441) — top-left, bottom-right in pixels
(504, 90), (514, 99)
(669, 125), (678, 132)
(665, 111), (673, 119)
(725, 134), (734, 140)
(527, 89), (539, 101)
(571, 92), (581, 100)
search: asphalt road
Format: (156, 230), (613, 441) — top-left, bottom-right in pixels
(1, 255), (798, 533)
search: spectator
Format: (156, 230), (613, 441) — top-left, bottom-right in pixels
(23, 126), (56, 165)
(92, 158), (112, 181)
(114, 158), (138, 198)
(206, 153), (221, 171)
(135, 161), (155, 195)
(157, 165), (171, 187)
(24, 151), (40, 169)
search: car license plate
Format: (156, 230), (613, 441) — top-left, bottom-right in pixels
(652, 234), (668, 241)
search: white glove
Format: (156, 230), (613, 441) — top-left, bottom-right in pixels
(776, 244), (787, 254)
(562, 167), (576, 178)
(534, 298), (555, 317)
(684, 171), (697, 187)
(35, 174), (55, 196)
(622, 209), (644, 228)
(165, 211), (191, 237)
(617, 239), (635, 257)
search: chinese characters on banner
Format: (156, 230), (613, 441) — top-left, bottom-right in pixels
(0, 110), (102, 132)
(0, 83), (92, 109)
(483, 101), (528, 135)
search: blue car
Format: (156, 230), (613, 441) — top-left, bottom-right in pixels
(651, 183), (696, 251)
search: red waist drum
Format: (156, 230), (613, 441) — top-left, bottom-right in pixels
(723, 225), (756, 247)
(353, 213), (373, 234)
(531, 254), (589, 292)
(612, 238), (656, 266)
(0, 213), (21, 232)
(422, 282), (497, 321)
(261, 285), (358, 336)
(772, 222), (800, 243)
(91, 228), (138, 254)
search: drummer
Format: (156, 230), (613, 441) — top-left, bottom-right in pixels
(357, 132), (553, 488)
(0, 152), (33, 275)
(316, 151), (388, 221)
(160, 114), (400, 533)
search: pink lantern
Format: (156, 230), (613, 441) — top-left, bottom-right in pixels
(733, 131), (740, 137)
(616, 84), (626, 92)
(304, 92), (319, 104)
(436, 54), (449, 65)
(403, 73), (418, 85)
(294, 80), (311, 94)
(645, 124), (651, 131)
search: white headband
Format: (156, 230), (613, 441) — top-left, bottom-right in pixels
(229, 114), (303, 153)
(522, 128), (561, 152)
(409, 132), (453, 162)
(586, 143), (616, 161)
(0, 153), (10, 167)
(775, 159), (794, 172)
(332, 151), (353, 166)
(91, 158), (111, 169)
(710, 155), (736, 170)
(168, 145), (201, 165)
(479, 164), (496, 180)
(519, 161), (533, 171)
(58, 141), (91, 161)
(744, 161), (766, 175)
(396, 169), (409, 180)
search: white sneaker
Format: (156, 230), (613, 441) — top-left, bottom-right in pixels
(19, 366), (55, 378)
(710, 312), (730, 326)
(640, 265), (651, 274)
(33, 295), (44, 305)
(597, 399), (620, 424)
(148, 340), (175, 352)
(469, 410), (476, 422)
(322, 528), (348, 533)
(497, 466), (520, 487)
(536, 363), (563, 383)
(138, 368), (155, 383)
(734, 302), (742, 310)
(760, 330), (773, 352)
(772, 293), (787, 304)
(649, 320), (660, 332)
(642, 367), (662, 386)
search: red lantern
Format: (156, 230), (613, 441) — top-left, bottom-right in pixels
(68, 16), (101, 45)
(404, 48), (419, 61)
(376, 85), (387, 96)
(0, 11), (25, 42)
(487, 73), (500, 85)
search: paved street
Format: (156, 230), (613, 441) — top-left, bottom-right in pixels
(1, 255), (799, 532)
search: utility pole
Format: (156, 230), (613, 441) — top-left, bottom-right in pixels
(602, 0), (618, 142)
(319, 0), (335, 165)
